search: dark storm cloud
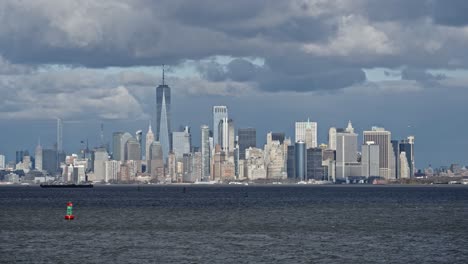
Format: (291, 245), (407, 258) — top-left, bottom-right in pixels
(1, 0), (468, 96)
(432, 0), (468, 26)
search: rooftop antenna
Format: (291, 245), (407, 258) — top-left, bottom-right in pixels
(163, 64), (164, 85)
(100, 123), (104, 147)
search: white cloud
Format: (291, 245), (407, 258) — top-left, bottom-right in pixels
(303, 15), (397, 56)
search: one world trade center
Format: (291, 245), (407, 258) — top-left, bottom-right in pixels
(156, 67), (171, 163)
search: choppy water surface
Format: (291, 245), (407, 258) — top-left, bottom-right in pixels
(1, 185), (467, 263)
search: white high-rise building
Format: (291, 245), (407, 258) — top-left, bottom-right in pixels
(172, 126), (191, 160)
(328, 127), (337, 150)
(336, 121), (359, 179)
(213, 106), (228, 148)
(363, 127), (394, 180)
(35, 143), (42, 171)
(145, 123), (154, 161)
(105, 160), (120, 182)
(0, 154), (5, 169)
(94, 148), (109, 182)
(400, 152), (410, 179)
(295, 119), (317, 148)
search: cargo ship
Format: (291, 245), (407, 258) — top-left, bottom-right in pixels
(40, 183), (93, 188)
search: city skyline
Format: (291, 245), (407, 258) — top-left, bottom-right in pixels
(1, 1), (468, 168)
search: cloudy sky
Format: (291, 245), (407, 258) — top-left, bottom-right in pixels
(1, 0), (468, 168)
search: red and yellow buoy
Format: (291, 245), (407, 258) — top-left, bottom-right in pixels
(64, 202), (75, 220)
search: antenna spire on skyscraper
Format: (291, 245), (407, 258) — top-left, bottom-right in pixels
(162, 64), (165, 85)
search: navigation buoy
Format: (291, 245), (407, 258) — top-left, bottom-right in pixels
(64, 202), (75, 220)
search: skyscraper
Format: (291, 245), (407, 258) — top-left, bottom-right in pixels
(328, 127), (337, 150)
(228, 119), (235, 154)
(156, 67), (171, 162)
(200, 125), (211, 181)
(112, 132), (124, 161)
(125, 138), (141, 161)
(363, 127), (394, 180)
(35, 142), (42, 171)
(94, 148), (109, 182)
(238, 128), (256, 160)
(0, 154), (5, 169)
(295, 119), (317, 149)
(399, 136), (415, 178)
(172, 126), (191, 159)
(149, 141), (164, 180)
(306, 148), (323, 180)
(145, 123), (154, 161)
(271, 132), (285, 144)
(294, 141), (307, 181)
(399, 152), (410, 179)
(361, 142), (380, 178)
(213, 106), (228, 147)
(57, 118), (63, 153)
(218, 117), (229, 151)
(42, 149), (58, 175)
(336, 121), (358, 179)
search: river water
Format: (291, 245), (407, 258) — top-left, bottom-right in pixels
(1, 185), (467, 263)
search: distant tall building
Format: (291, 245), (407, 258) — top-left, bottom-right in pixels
(391, 140), (400, 179)
(145, 123), (154, 161)
(295, 141), (307, 181)
(228, 119), (235, 154)
(213, 106), (228, 148)
(363, 127), (394, 179)
(336, 121), (358, 179)
(399, 136), (415, 178)
(172, 126), (191, 159)
(328, 127), (337, 150)
(42, 149), (58, 175)
(156, 67), (171, 163)
(125, 138), (141, 161)
(287, 145), (295, 179)
(0, 154), (5, 169)
(400, 152), (410, 179)
(238, 128), (256, 160)
(361, 142), (380, 178)
(94, 148), (109, 182)
(218, 117), (229, 151)
(149, 141), (164, 181)
(15, 150), (24, 165)
(112, 132), (124, 161)
(271, 132), (285, 144)
(295, 119), (317, 148)
(57, 118), (63, 152)
(35, 143), (43, 171)
(306, 148), (323, 180)
(201, 125), (211, 181)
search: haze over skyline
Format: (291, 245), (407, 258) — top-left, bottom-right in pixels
(1, 0), (468, 167)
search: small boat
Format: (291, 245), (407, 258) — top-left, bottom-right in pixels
(40, 183), (94, 188)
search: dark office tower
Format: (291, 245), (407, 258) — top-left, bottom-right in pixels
(15, 150), (25, 164)
(399, 136), (415, 178)
(156, 66), (171, 163)
(57, 118), (63, 152)
(42, 149), (58, 175)
(307, 148), (323, 180)
(295, 141), (307, 181)
(271, 133), (285, 144)
(287, 145), (295, 179)
(201, 125), (210, 181)
(238, 128), (256, 159)
(391, 140), (400, 179)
